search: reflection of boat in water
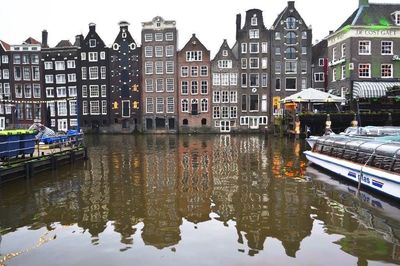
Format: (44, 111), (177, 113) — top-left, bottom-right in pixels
(306, 126), (400, 149)
(304, 135), (400, 199)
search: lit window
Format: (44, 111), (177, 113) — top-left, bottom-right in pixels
(358, 64), (370, 78)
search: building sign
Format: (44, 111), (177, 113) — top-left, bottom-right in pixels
(328, 27), (400, 46)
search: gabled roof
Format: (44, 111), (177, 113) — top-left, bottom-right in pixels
(0, 40), (10, 51)
(212, 39), (237, 61)
(24, 37), (41, 45)
(337, 3), (400, 31)
(272, 1), (308, 29)
(181, 34), (209, 53)
(55, 40), (73, 48)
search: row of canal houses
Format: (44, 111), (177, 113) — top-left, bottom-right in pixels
(1, 0), (400, 133)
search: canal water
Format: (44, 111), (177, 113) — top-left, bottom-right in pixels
(0, 135), (399, 266)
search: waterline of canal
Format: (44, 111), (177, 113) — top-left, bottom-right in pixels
(0, 134), (399, 266)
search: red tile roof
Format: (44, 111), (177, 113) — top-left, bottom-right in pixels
(24, 37), (41, 45)
(0, 40), (10, 51)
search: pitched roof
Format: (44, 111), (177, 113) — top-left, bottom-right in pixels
(55, 40), (73, 48)
(24, 37), (41, 45)
(337, 3), (400, 31)
(0, 40), (10, 51)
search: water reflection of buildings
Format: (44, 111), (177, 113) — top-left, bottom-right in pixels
(141, 135), (181, 249)
(177, 136), (213, 224)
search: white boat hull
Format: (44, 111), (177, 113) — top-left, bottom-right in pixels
(304, 151), (400, 200)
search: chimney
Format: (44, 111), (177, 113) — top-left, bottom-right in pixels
(288, 1), (295, 8)
(359, 0), (369, 7)
(119, 21), (130, 30)
(42, 30), (48, 48)
(236, 14), (241, 40)
(74, 34), (83, 47)
(89, 23), (96, 32)
(329, 30), (334, 35)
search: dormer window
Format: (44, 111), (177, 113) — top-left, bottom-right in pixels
(251, 14), (258, 26)
(393, 12), (400, 25)
(89, 39), (96, 48)
(286, 17), (296, 29)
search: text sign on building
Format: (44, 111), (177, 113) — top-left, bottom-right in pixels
(328, 28), (400, 47)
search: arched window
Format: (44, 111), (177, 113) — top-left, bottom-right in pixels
(183, 119), (188, 125)
(201, 99), (208, 112)
(286, 47), (297, 59)
(286, 32), (296, 44)
(191, 99), (198, 115)
(181, 99), (189, 112)
(201, 118), (207, 125)
(286, 17), (296, 29)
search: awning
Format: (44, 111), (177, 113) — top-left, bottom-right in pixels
(353, 82), (400, 99)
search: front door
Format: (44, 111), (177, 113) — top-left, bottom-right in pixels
(220, 120), (230, 133)
(249, 117), (259, 129)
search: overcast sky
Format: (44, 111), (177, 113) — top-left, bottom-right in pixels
(0, 0), (398, 57)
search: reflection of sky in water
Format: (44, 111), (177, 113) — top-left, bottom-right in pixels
(0, 135), (399, 266)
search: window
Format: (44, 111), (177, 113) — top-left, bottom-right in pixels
(155, 61), (163, 74)
(261, 42), (268, 53)
(25, 104), (32, 120)
(156, 97), (164, 113)
(249, 95), (259, 111)
(276, 78), (281, 91)
(32, 66), (40, 81)
(4, 83), (10, 96)
(286, 32), (296, 44)
(101, 85), (106, 97)
(302, 47), (307, 55)
(181, 66), (189, 77)
(167, 97), (174, 113)
(222, 50), (228, 56)
(230, 106), (237, 118)
(166, 78), (174, 92)
(318, 58), (324, 66)
(241, 58), (247, 69)
(286, 47), (296, 59)
(181, 99), (189, 112)
(22, 54), (29, 64)
(200, 66), (208, 76)
(68, 74), (77, 82)
(359, 64), (371, 78)
(241, 95), (247, 112)
(201, 99), (208, 112)
(166, 61), (174, 74)
(44, 62), (53, 70)
(249, 58), (259, 68)
(275, 32), (281, 40)
(81, 67), (87, 80)
(46, 87), (54, 97)
(230, 91), (237, 103)
(144, 34), (152, 42)
(145, 46), (153, 57)
(90, 101), (100, 115)
(155, 33), (163, 41)
(191, 99), (198, 115)
(13, 54), (21, 64)
(314, 73), (324, 82)
(155, 46), (163, 57)
(332, 47), (337, 61)
(24, 84), (32, 98)
(56, 74), (66, 84)
(146, 79), (153, 92)
(181, 81), (188, 94)
(14, 66), (21, 80)
(249, 29), (259, 39)
(249, 43), (259, 53)
(301, 60), (307, 74)
(381, 41), (393, 55)
(101, 66), (106, 79)
(249, 73), (259, 87)
(341, 44), (346, 58)
(146, 98), (154, 113)
(166, 45), (174, 57)
(275, 47), (281, 55)
(145, 61), (153, 74)
(57, 87), (67, 97)
(68, 86), (77, 97)
(261, 73), (268, 87)
(332, 68), (337, 81)
(156, 78), (164, 92)
(301, 78), (307, 89)
(261, 58), (267, 69)
(81, 101), (88, 115)
(302, 31), (307, 39)
(55, 61), (65, 70)
(381, 64), (393, 78)
(213, 106), (220, 119)
(89, 39), (96, 48)
(2, 55), (8, 64)
(34, 103), (40, 120)
(275, 61), (281, 74)
(230, 73), (237, 85)
(58, 101), (67, 116)
(100, 52), (105, 60)
(359, 41), (371, 55)
(45, 75), (54, 84)
(285, 61), (297, 74)
(2, 69), (9, 79)
(251, 14), (257, 26)
(213, 91), (220, 103)
(201, 81), (208, 94)
(23, 67), (30, 80)
(69, 100), (77, 115)
(218, 60), (232, 68)
(241, 43), (247, 53)
(221, 74), (229, 85)
(191, 81), (198, 94)
(101, 100), (107, 115)
(241, 73), (247, 87)
(341, 65), (346, 80)
(213, 73), (221, 85)
(286, 17), (296, 29)
(33, 84), (40, 98)
(89, 67), (98, 80)
(395, 13), (400, 25)
(89, 52), (98, 62)
(284, 77), (297, 91)
(186, 51), (202, 61)
(89, 85), (99, 97)
(191, 66), (198, 77)
(221, 107), (228, 118)
(67, 60), (75, 68)
(165, 32), (174, 41)
(81, 52), (86, 61)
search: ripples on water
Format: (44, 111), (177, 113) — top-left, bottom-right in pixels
(0, 134), (399, 266)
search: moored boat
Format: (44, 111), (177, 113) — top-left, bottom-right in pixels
(304, 135), (400, 199)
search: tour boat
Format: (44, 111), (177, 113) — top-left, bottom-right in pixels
(304, 135), (400, 199)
